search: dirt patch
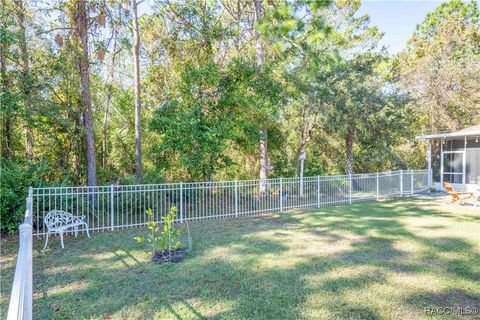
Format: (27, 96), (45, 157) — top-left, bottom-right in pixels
(265, 216), (299, 227)
(151, 248), (186, 264)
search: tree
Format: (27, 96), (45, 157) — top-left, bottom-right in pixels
(323, 54), (389, 175)
(72, 0), (97, 186)
(396, 0), (480, 132)
(260, 0), (334, 177)
(1, 0), (439, 232)
(149, 57), (281, 181)
(264, 0), (388, 175)
(150, 62), (234, 181)
(14, 0), (34, 159)
(253, 0), (269, 193)
(0, 0), (15, 160)
(131, 0), (142, 183)
(101, 2), (122, 176)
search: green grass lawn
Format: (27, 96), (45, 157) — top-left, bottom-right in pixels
(1, 198), (479, 319)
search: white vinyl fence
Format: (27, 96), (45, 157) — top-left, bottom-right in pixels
(30, 169), (430, 237)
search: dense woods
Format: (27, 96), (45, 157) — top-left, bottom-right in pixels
(1, 0), (479, 232)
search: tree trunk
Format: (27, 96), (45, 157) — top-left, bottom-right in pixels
(131, 0), (142, 183)
(14, 0), (34, 159)
(235, 0), (241, 52)
(0, 11), (13, 160)
(1, 109), (13, 160)
(254, 0), (268, 193)
(102, 28), (118, 175)
(72, 116), (82, 185)
(345, 121), (355, 175)
(24, 126), (34, 159)
(254, 0), (264, 66)
(298, 101), (315, 194)
(75, 0), (97, 186)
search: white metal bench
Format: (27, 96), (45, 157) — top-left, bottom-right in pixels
(43, 210), (90, 249)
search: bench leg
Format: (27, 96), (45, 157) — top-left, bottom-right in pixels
(59, 231), (65, 249)
(74, 226), (78, 238)
(84, 223), (91, 238)
(43, 232), (49, 249)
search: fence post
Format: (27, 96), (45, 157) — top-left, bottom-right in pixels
(179, 182), (184, 223)
(26, 187), (33, 224)
(349, 174), (352, 204)
(7, 222), (33, 320)
(376, 172), (379, 200)
(317, 176), (320, 208)
(411, 169), (414, 195)
(8, 191), (33, 320)
(400, 169), (403, 197)
(234, 180), (238, 218)
(279, 178), (283, 212)
(110, 185), (114, 231)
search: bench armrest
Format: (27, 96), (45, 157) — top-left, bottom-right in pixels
(74, 215), (86, 223)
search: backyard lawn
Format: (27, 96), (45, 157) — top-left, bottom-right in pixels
(1, 198), (479, 320)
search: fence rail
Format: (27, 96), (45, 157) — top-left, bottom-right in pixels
(30, 169), (430, 237)
(7, 189), (33, 320)
(8, 169), (430, 319)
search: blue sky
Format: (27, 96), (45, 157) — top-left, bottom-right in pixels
(357, 1), (444, 54)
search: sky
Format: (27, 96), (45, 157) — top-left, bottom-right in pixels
(357, 1), (444, 54)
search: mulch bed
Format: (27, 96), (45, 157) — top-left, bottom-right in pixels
(152, 248), (186, 264)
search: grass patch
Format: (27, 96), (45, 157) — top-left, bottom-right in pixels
(1, 199), (479, 319)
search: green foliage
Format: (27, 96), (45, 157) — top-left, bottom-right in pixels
(397, 0), (480, 131)
(150, 63), (234, 181)
(150, 59), (282, 181)
(0, 159), (61, 233)
(3, 0), (477, 232)
(416, 0), (479, 35)
(134, 207), (182, 257)
(158, 207), (182, 253)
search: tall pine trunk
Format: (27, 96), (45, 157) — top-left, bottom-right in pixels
(75, 0), (97, 186)
(131, 0), (142, 183)
(345, 120), (355, 175)
(14, 0), (34, 159)
(102, 27), (118, 175)
(254, 0), (268, 193)
(0, 6), (12, 160)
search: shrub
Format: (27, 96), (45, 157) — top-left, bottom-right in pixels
(134, 207), (183, 258)
(0, 159), (57, 233)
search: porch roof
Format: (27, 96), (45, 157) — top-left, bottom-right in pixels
(416, 125), (480, 140)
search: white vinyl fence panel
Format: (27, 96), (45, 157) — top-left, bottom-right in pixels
(30, 170), (429, 237)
